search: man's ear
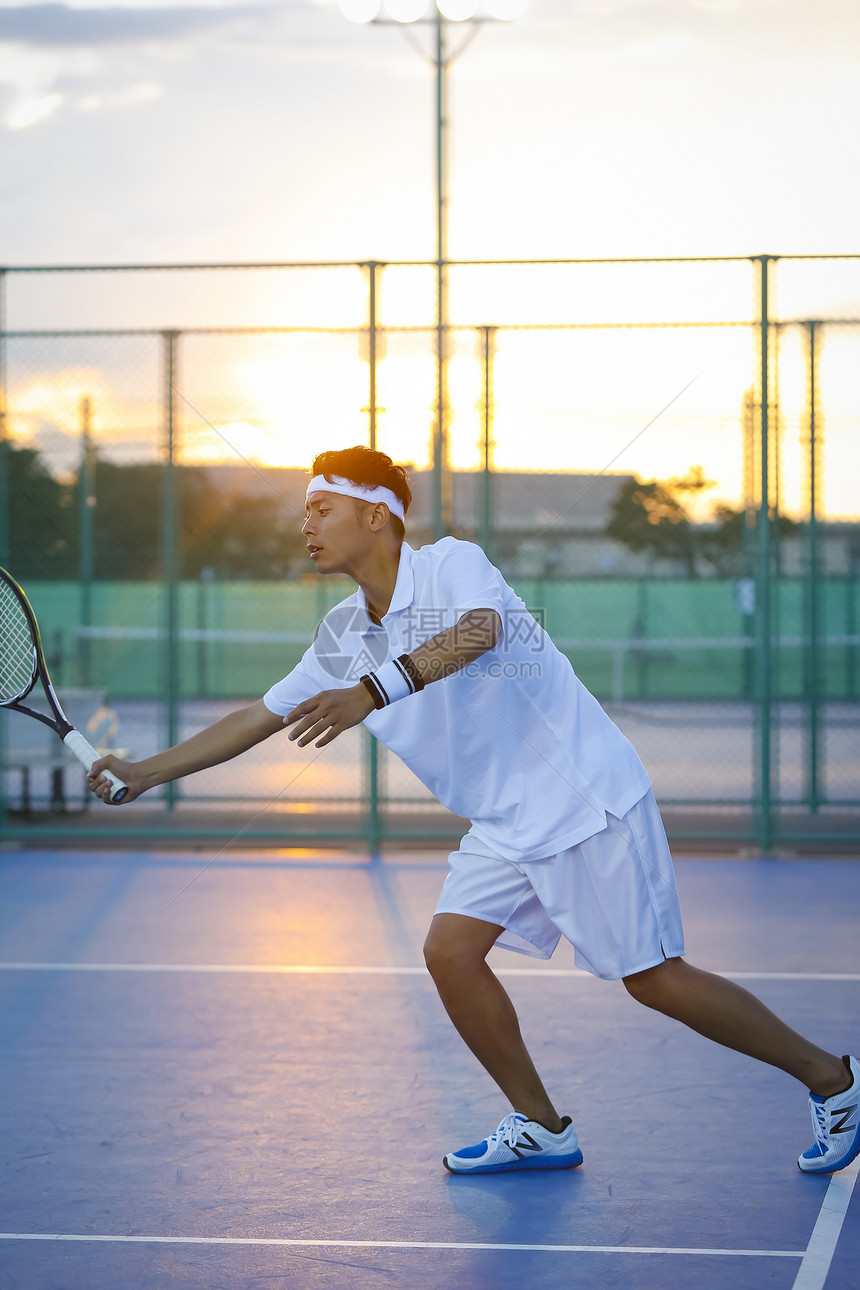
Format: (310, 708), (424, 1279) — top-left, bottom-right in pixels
(369, 503), (390, 531)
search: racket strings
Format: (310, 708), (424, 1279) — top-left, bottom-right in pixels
(0, 582), (38, 702)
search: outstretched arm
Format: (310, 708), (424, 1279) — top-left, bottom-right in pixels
(87, 698), (285, 804)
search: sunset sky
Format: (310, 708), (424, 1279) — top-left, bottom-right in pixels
(1, 0), (858, 515)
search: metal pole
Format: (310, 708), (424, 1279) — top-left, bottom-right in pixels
(0, 269), (7, 829)
(806, 320), (820, 812)
(741, 386), (756, 698)
(196, 568), (211, 699)
(434, 13), (449, 541)
(366, 259), (380, 846)
(78, 395), (95, 687)
(848, 550), (857, 702)
(163, 331), (180, 809)
(0, 268), (8, 568)
(366, 727), (381, 855)
(367, 261), (378, 451)
(480, 326), (495, 560)
(756, 257), (772, 852)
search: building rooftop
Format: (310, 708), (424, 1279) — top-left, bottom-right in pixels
(203, 465), (634, 533)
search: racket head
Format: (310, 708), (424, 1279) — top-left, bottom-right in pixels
(0, 567), (40, 705)
(1, 568), (128, 802)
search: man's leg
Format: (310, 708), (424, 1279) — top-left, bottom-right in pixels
(623, 957), (851, 1098)
(423, 912), (566, 1132)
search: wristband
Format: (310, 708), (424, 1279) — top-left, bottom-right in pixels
(360, 654), (425, 710)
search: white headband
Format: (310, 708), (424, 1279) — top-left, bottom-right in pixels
(306, 474), (405, 521)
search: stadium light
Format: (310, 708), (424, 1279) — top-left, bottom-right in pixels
(338, 0), (380, 22)
(384, 0), (429, 21)
(339, 0), (526, 15)
(436, 0), (480, 19)
(485, 0), (528, 18)
(339, 0), (528, 537)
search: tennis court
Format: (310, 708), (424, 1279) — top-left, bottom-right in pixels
(0, 845), (857, 1290)
(1, 0), (859, 1283)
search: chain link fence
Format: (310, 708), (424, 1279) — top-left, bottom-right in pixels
(1, 255), (858, 849)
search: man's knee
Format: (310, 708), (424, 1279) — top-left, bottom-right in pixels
(423, 914), (499, 985)
(422, 926), (474, 983)
(623, 956), (686, 1008)
(422, 925), (448, 979)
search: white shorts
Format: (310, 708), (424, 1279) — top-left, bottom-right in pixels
(434, 790), (685, 980)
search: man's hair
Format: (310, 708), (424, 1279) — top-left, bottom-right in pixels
(310, 446), (412, 541)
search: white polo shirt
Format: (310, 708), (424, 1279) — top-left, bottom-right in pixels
(263, 537), (651, 863)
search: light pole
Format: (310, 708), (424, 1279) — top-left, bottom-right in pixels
(339, 0), (527, 539)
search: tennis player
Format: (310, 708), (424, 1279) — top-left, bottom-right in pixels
(89, 446), (859, 1177)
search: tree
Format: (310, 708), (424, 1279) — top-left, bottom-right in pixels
(2, 442), (76, 578)
(85, 461), (162, 579)
(605, 466), (714, 576)
(182, 486), (306, 579)
(607, 465), (799, 577)
(6, 446), (319, 581)
(699, 502), (798, 577)
(70, 462), (306, 579)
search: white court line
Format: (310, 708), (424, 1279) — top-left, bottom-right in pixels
(792, 1159), (860, 1290)
(0, 962), (584, 975)
(0, 963), (858, 981)
(0, 1233), (803, 1257)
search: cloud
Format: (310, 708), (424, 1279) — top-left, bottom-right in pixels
(0, 2), (287, 49)
(0, 3), (307, 129)
(6, 87), (62, 124)
(0, 0), (857, 267)
(532, 0), (860, 60)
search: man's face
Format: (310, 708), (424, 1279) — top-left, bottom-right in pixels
(302, 492), (367, 576)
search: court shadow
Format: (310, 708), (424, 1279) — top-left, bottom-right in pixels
(444, 1166), (588, 1245)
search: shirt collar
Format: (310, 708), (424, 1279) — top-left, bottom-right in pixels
(356, 542), (415, 626)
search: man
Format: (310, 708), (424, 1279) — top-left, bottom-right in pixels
(90, 445), (859, 1177)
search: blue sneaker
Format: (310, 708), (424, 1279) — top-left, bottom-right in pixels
(443, 1111), (583, 1174)
(798, 1055), (860, 1174)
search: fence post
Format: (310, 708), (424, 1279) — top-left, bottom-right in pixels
(367, 261), (379, 451)
(365, 727), (381, 856)
(433, 16), (450, 541)
(848, 549), (858, 701)
(0, 268), (7, 569)
(163, 331), (180, 810)
(480, 326), (495, 562)
(805, 320), (821, 812)
(755, 257), (773, 852)
(0, 268), (7, 828)
(78, 395), (95, 687)
(366, 260), (381, 848)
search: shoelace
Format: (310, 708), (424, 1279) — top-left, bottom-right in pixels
(810, 1097), (829, 1149)
(489, 1112), (528, 1150)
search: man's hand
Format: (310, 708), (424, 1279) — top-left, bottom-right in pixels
(284, 684), (376, 748)
(87, 755), (146, 804)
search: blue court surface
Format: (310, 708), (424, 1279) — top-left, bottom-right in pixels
(0, 849), (858, 1290)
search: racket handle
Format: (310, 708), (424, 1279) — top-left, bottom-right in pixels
(63, 729), (129, 803)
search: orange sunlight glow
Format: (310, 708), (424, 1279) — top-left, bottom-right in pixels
(9, 265), (859, 521)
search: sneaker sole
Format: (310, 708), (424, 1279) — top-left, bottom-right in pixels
(443, 1149), (584, 1175)
(797, 1129), (860, 1174)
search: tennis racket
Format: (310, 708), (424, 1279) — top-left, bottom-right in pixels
(0, 567), (128, 802)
